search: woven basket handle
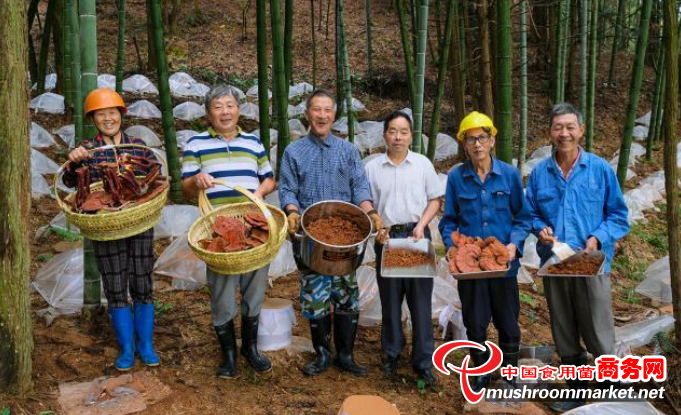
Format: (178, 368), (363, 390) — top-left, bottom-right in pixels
(198, 179), (277, 247)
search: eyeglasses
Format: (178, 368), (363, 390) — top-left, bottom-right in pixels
(464, 134), (491, 145)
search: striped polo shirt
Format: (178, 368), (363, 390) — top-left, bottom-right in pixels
(181, 127), (273, 205)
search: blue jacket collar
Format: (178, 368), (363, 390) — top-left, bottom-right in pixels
(462, 156), (501, 178)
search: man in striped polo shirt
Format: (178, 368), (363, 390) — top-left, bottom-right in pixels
(182, 85), (276, 379)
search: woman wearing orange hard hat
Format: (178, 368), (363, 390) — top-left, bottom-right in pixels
(439, 111), (532, 391)
(63, 88), (161, 372)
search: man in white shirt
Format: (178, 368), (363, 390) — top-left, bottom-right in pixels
(365, 111), (444, 386)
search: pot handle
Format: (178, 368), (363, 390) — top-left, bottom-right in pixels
(291, 231), (305, 241)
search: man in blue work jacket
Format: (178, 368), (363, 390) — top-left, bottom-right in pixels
(525, 103), (629, 412)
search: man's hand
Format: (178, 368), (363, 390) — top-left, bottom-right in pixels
(538, 227), (556, 245)
(287, 211), (301, 235)
(412, 224), (425, 240)
(193, 173), (215, 190)
(376, 228), (389, 245)
(585, 236), (599, 253)
(68, 146), (90, 164)
(368, 212), (383, 234)
(505, 243), (517, 262)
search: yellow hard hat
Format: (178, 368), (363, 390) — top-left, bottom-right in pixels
(456, 111), (497, 141)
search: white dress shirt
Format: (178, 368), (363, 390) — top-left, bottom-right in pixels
(365, 150), (444, 227)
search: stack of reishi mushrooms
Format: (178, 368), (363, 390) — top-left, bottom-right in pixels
(447, 231), (509, 274)
(199, 212), (269, 253)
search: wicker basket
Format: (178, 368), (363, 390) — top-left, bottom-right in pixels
(187, 180), (288, 275)
(54, 144), (168, 241)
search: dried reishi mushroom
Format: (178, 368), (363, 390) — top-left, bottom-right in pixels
(447, 232), (509, 274)
(383, 248), (431, 268)
(306, 216), (365, 245)
(547, 255), (602, 275)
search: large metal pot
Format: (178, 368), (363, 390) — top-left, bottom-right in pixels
(294, 200), (374, 276)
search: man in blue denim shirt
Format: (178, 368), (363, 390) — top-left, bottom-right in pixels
(526, 103), (629, 411)
(279, 89), (382, 378)
(439, 111), (532, 392)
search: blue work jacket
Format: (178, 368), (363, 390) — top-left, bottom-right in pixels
(439, 157), (532, 278)
(525, 148), (630, 273)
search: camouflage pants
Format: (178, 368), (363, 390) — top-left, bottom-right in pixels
(299, 272), (360, 319)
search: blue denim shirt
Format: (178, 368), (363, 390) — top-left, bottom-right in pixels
(279, 133), (372, 210)
(439, 158), (532, 277)
(525, 148), (630, 273)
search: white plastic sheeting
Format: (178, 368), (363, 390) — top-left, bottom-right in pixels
(614, 314), (674, 357)
(399, 107), (413, 122)
(122, 74), (159, 95)
(357, 265), (381, 327)
(268, 240), (298, 280)
(240, 102), (260, 121)
(153, 205), (200, 240)
(153, 233), (206, 291)
(176, 129), (200, 150)
(32, 149), (60, 175)
(341, 97), (367, 112)
(168, 72), (210, 98)
(31, 73), (57, 91)
(635, 111), (652, 126)
(126, 100), (162, 119)
(519, 234), (541, 270)
(251, 128), (279, 145)
(562, 402), (663, 415)
(32, 172), (51, 198)
(173, 101), (206, 121)
(354, 121), (385, 153)
(246, 84), (272, 100)
(30, 92), (65, 114)
(287, 119), (308, 141)
(530, 145), (553, 160)
(31, 249), (86, 324)
(54, 124), (75, 148)
(332, 116), (365, 135)
(97, 74), (116, 89)
(422, 133), (460, 161)
(288, 102), (307, 118)
(633, 125), (649, 141)
(438, 304), (467, 341)
(31, 122), (57, 148)
(258, 299), (296, 351)
(124, 125), (163, 147)
(288, 82), (314, 99)
(521, 157), (546, 177)
(624, 184), (663, 224)
(35, 212), (79, 239)
(635, 255), (673, 304)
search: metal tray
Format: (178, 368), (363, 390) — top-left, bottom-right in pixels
(452, 267), (509, 281)
(380, 238), (436, 278)
(537, 250), (606, 277)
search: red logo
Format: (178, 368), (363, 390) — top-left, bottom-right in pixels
(432, 340), (503, 404)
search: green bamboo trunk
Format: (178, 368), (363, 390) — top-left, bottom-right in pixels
(284, 0), (293, 93)
(411, 0), (428, 154)
(427, 0), (456, 161)
(607, 0), (627, 86)
(494, 0), (512, 163)
(256, 0), (271, 150)
(37, 0), (57, 94)
(79, 0), (101, 309)
(271, 0), (290, 178)
(116, 0), (126, 94)
(69, 0), (82, 141)
(579, 0), (587, 110)
(646, 46), (665, 160)
(585, 0), (598, 152)
(27, 0), (41, 83)
(615, 0), (653, 188)
(53, 0), (65, 95)
(661, 0), (680, 349)
(0, 0), (33, 393)
(396, 0), (415, 110)
(64, 0), (72, 108)
(478, 0), (494, 116)
(310, 0), (317, 87)
(149, 0), (182, 203)
(338, 0), (355, 143)
(653, 74), (666, 143)
(518, 0), (528, 171)
(334, 0), (344, 117)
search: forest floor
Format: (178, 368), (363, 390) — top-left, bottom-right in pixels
(3, 0), (679, 414)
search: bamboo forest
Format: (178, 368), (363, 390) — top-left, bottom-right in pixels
(1, 0), (681, 413)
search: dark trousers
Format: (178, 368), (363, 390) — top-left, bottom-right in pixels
(92, 229), (155, 308)
(375, 225), (434, 370)
(458, 276), (520, 346)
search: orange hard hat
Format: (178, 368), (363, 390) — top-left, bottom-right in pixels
(84, 88), (127, 116)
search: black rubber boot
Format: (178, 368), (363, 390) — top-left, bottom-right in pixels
(333, 312), (367, 377)
(471, 347), (492, 393)
(500, 342), (520, 387)
(214, 320), (238, 379)
(302, 315), (332, 376)
(381, 354), (399, 376)
(240, 315), (272, 373)
(549, 353), (588, 412)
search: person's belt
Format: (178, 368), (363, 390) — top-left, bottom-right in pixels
(389, 222), (418, 233)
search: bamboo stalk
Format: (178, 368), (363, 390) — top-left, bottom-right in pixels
(411, 0), (428, 154)
(68, 0), (82, 142)
(257, 0), (271, 150)
(311, 0), (317, 87)
(338, 0), (354, 143)
(607, 0), (627, 86)
(37, 0), (57, 94)
(116, 0), (126, 94)
(494, 0), (512, 163)
(585, 0), (598, 152)
(364, 0), (373, 78)
(646, 47), (664, 161)
(271, 0), (290, 178)
(396, 0), (415, 110)
(518, 0), (528, 171)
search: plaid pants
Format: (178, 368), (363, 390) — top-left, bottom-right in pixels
(92, 229), (155, 308)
